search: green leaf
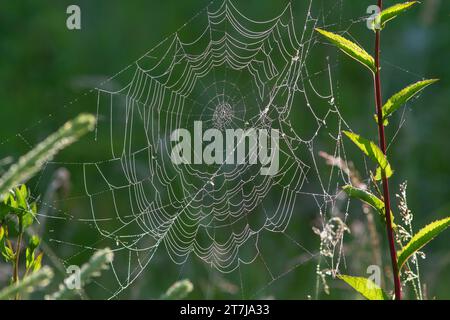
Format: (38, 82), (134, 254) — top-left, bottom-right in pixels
(343, 185), (396, 227)
(0, 203), (9, 220)
(338, 275), (389, 300)
(4, 193), (18, 211)
(29, 235), (40, 251)
(0, 114), (96, 200)
(398, 217), (450, 270)
(26, 235), (40, 270)
(22, 210), (36, 229)
(26, 247), (34, 270)
(315, 28), (376, 73)
(33, 252), (43, 272)
(373, 1), (420, 30)
(376, 79), (439, 125)
(342, 131), (393, 180)
(15, 185), (28, 210)
(1, 243), (14, 262)
(1, 186), (38, 228)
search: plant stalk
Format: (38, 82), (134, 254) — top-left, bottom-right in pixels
(374, 0), (402, 300)
(13, 216), (23, 300)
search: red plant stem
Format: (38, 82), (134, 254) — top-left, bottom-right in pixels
(374, 0), (402, 300)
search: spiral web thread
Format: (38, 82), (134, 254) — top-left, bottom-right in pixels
(33, 0), (390, 298)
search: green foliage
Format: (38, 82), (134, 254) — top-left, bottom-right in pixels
(0, 113), (96, 199)
(161, 279), (194, 300)
(26, 235), (42, 273)
(47, 248), (114, 300)
(2, 185), (37, 229)
(0, 185), (41, 270)
(376, 79), (439, 125)
(0, 235), (14, 262)
(338, 275), (388, 300)
(0, 114), (101, 299)
(342, 131), (393, 180)
(397, 217), (450, 270)
(315, 28), (376, 72)
(342, 185), (395, 227)
(372, 1), (420, 30)
(0, 247), (114, 300)
(320, 1), (446, 300)
(0, 266), (53, 300)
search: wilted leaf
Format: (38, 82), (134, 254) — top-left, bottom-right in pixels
(376, 79), (439, 125)
(398, 217), (450, 270)
(342, 131), (393, 180)
(315, 28), (376, 72)
(338, 275), (388, 300)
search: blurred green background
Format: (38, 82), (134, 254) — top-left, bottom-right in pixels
(0, 0), (449, 299)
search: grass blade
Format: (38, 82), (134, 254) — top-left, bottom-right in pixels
(46, 248), (113, 300)
(0, 266), (53, 300)
(160, 279), (194, 300)
(338, 275), (389, 300)
(315, 28), (376, 73)
(397, 217), (450, 270)
(0, 114), (96, 199)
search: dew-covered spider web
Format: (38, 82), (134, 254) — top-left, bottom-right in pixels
(20, 0), (413, 299)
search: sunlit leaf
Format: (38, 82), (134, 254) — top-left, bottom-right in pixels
(343, 185), (395, 227)
(33, 252), (43, 272)
(315, 28), (376, 72)
(376, 79), (439, 125)
(26, 235), (41, 270)
(338, 275), (389, 300)
(342, 131), (393, 180)
(26, 247), (34, 270)
(29, 235), (40, 251)
(1, 242), (14, 262)
(22, 210), (35, 229)
(372, 1), (420, 30)
(398, 217), (450, 270)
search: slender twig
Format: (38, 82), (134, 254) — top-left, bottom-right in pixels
(373, 0), (402, 300)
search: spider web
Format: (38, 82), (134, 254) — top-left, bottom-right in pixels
(27, 0), (382, 299)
